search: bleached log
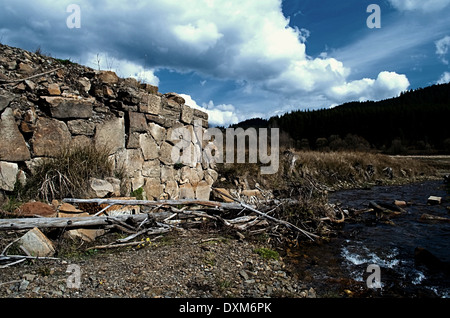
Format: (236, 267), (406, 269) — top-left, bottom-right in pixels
(0, 213), (150, 231)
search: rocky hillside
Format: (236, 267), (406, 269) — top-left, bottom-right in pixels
(0, 44), (217, 204)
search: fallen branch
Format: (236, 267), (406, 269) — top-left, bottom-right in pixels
(212, 188), (319, 241)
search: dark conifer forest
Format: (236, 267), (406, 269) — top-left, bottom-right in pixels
(232, 83), (450, 154)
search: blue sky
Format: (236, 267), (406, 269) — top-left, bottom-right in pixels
(1, 0), (449, 126)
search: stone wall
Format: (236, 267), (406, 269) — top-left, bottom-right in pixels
(0, 44), (217, 201)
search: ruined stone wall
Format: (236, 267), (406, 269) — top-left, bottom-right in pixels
(0, 44), (217, 201)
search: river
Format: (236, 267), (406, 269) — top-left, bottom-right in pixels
(288, 179), (450, 298)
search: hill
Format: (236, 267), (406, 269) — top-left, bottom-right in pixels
(233, 83), (450, 154)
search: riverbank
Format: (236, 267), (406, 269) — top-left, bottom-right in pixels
(0, 151), (446, 299)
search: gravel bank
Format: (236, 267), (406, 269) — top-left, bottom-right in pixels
(0, 230), (316, 298)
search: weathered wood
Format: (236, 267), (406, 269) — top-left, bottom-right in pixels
(0, 213), (150, 231)
(63, 198), (244, 210)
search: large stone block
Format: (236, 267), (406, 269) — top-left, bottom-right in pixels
(97, 70), (119, 85)
(94, 117), (125, 155)
(181, 104), (194, 124)
(18, 227), (55, 257)
(195, 181), (211, 200)
(128, 111), (148, 133)
(144, 178), (164, 200)
(0, 108), (30, 161)
(41, 96), (94, 119)
(140, 133), (159, 160)
(148, 122), (166, 145)
(0, 161), (19, 191)
(31, 117), (72, 157)
(139, 93), (161, 115)
(0, 91), (15, 112)
(67, 119), (95, 136)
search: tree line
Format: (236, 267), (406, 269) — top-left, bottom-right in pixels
(231, 83), (450, 154)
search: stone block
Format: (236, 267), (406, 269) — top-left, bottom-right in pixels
(139, 93), (161, 115)
(181, 104), (194, 124)
(41, 96), (94, 119)
(195, 180), (211, 200)
(0, 161), (19, 191)
(94, 117), (125, 155)
(0, 108), (30, 161)
(18, 227), (55, 257)
(428, 196), (442, 205)
(89, 178), (114, 198)
(97, 70), (119, 85)
(148, 122), (166, 145)
(179, 183), (195, 200)
(144, 178), (164, 200)
(128, 111), (148, 133)
(142, 160), (160, 178)
(31, 117), (72, 157)
(67, 119), (95, 136)
(140, 133), (160, 160)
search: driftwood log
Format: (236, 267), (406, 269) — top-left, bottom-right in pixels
(0, 213), (151, 231)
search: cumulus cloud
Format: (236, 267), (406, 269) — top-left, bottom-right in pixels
(435, 35), (450, 64)
(180, 94), (240, 127)
(436, 72), (450, 84)
(388, 0), (450, 12)
(327, 71), (410, 103)
(0, 0), (413, 119)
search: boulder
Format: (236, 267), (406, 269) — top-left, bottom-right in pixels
(31, 117), (72, 157)
(0, 161), (19, 191)
(0, 108), (31, 161)
(18, 227), (55, 257)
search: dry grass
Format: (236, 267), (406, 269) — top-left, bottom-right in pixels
(23, 144), (118, 202)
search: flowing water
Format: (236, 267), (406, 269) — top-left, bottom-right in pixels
(288, 180), (450, 298)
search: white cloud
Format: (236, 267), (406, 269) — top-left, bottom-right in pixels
(83, 53), (160, 86)
(435, 35), (450, 64)
(436, 72), (450, 84)
(327, 71), (410, 103)
(180, 94), (240, 127)
(388, 0), (450, 12)
(0, 0), (418, 119)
